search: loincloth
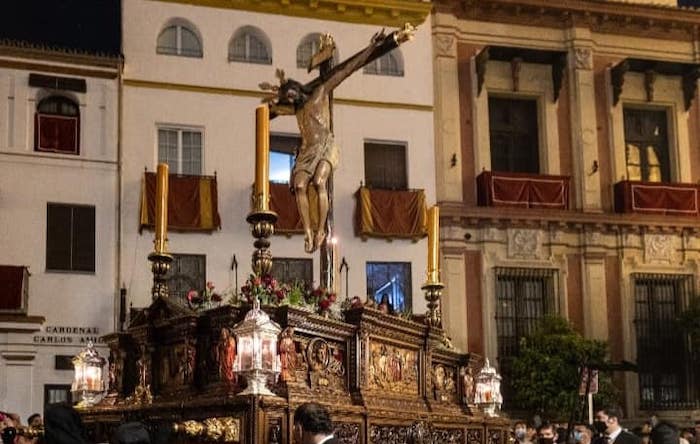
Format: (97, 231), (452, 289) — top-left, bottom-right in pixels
(292, 135), (339, 178)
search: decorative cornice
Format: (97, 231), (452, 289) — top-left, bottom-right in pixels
(438, 202), (700, 235)
(0, 39), (121, 69)
(152, 0), (432, 27)
(438, 0), (700, 42)
(124, 78), (434, 111)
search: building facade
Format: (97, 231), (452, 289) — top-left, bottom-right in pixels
(120, 0), (435, 315)
(433, 0), (700, 422)
(0, 2), (121, 420)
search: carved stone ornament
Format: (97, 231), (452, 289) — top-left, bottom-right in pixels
(644, 234), (674, 263)
(435, 34), (456, 58)
(507, 229), (543, 259)
(574, 48), (592, 70)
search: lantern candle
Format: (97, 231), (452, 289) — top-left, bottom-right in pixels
(154, 163), (169, 253)
(254, 105), (270, 211)
(427, 205), (440, 283)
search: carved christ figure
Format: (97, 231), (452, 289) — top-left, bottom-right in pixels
(262, 24), (415, 253)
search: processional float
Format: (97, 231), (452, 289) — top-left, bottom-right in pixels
(67, 25), (508, 444)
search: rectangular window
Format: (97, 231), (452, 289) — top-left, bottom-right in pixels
(270, 134), (300, 184)
(634, 273), (694, 409)
(366, 262), (412, 313)
(488, 96), (540, 174)
(46, 203), (95, 272)
(271, 257), (312, 286)
(495, 267), (557, 403)
(623, 108), (670, 182)
(364, 141), (407, 190)
(44, 384), (71, 407)
(164, 254), (206, 306)
(158, 127), (202, 175)
(55, 355), (74, 370)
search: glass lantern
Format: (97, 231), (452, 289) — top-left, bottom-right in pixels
(71, 341), (106, 408)
(474, 358), (503, 417)
(232, 297), (281, 396)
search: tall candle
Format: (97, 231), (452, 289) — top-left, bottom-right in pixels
(331, 237), (339, 295)
(154, 163), (169, 253)
(427, 205), (440, 283)
(254, 105), (270, 211)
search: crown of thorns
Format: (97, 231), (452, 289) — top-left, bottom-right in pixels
(258, 69), (287, 104)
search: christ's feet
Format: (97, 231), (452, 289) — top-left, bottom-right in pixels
(314, 230), (326, 252)
(304, 230), (315, 253)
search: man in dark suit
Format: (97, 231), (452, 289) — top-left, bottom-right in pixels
(593, 407), (640, 444)
(292, 402), (339, 444)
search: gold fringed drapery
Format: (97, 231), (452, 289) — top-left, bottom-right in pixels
(355, 186), (427, 239)
(139, 172), (222, 232)
(269, 182), (318, 234)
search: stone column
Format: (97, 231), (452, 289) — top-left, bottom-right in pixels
(442, 247), (468, 352)
(568, 28), (602, 211)
(582, 239), (609, 341)
(433, 31), (463, 203)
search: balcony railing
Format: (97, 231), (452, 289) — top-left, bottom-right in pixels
(477, 171), (570, 210)
(614, 180), (700, 216)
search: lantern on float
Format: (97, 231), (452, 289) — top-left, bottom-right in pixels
(474, 358), (503, 417)
(71, 341), (106, 407)
(232, 298), (281, 395)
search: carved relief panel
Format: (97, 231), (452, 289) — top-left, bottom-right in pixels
(644, 233), (675, 264)
(429, 363), (458, 403)
(367, 341), (419, 395)
(305, 338), (346, 391)
(333, 422), (361, 444)
(507, 229), (543, 259)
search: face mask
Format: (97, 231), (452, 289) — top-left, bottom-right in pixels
(516, 430), (526, 440)
(574, 431), (583, 443)
(593, 421), (607, 434)
(539, 438), (554, 444)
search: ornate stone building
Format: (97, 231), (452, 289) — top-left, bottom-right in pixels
(433, 0), (700, 422)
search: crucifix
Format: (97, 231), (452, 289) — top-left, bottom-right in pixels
(260, 24), (415, 289)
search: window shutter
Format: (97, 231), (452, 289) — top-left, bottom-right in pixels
(72, 206), (95, 272)
(46, 204), (73, 270)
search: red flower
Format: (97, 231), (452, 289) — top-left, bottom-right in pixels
(206, 281), (215, 291)
(319, 299), (331, 309)
(211, 293), (222, 302)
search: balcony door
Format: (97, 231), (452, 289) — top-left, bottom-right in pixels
(623, 108), (670, 182)
(488, 96), (540, 174)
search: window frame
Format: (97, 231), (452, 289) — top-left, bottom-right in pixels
(156, 21), (203, 58)
(365, 261), (412, 313)
(363, 140), (408, 190)
(229, 26), (272, 65)
(164, 253), (207, 307)
(45, 384), (72, 407)
(271, 257), (313, 287)
(622, 106), (671, 183)
(157, 125), (204, 175)
(34, 95), (80, 155)
(487, 95), (541, 174)
(363, 49), (404, 77)
(270, 133), (300, 184)
(45, 203), (96, 273)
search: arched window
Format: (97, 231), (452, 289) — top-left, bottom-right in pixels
(35, 96), (80, 155)
(297, 33), (322, 69)
(364, 49), (404, 77)
(229, 26), (271, 64)
(157, 20), (203, 58)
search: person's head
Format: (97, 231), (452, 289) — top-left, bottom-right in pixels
(292, 403), (333, 444)
(594, 406), (623, 435)
(279, 79), (310, 110)
(650, 422), (679, 444)
(27, 413), (42, 428)
(574, 424), (593, 444)
(514, 421), (527, 441)
(538, 423), (556, 444)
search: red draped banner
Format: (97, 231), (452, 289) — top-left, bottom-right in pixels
(614, 180), (699, 216)
(140, 172), (222, 232)
(477, 171), (570, 209)
(0, 265), (28, 312)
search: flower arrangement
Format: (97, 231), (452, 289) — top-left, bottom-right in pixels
(305, 286), (337, 314)
(187, 281), (222, 311)
(240, 274), (289, 306)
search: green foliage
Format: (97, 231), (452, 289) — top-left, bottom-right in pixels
(285, 280), (307, 307)
(510, 315), (619, 420)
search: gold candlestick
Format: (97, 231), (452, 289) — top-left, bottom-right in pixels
(423, 205), (443, 328)
(426, 205), (440, 284)
(149, 163), (173, 300)
(254, 105), (270, 212)
(154, 163), (169, 254)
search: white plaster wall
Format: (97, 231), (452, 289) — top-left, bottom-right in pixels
(121, 87), (434, 314)
(122, 0), (434, 106)
(0, 64), (118, 416)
